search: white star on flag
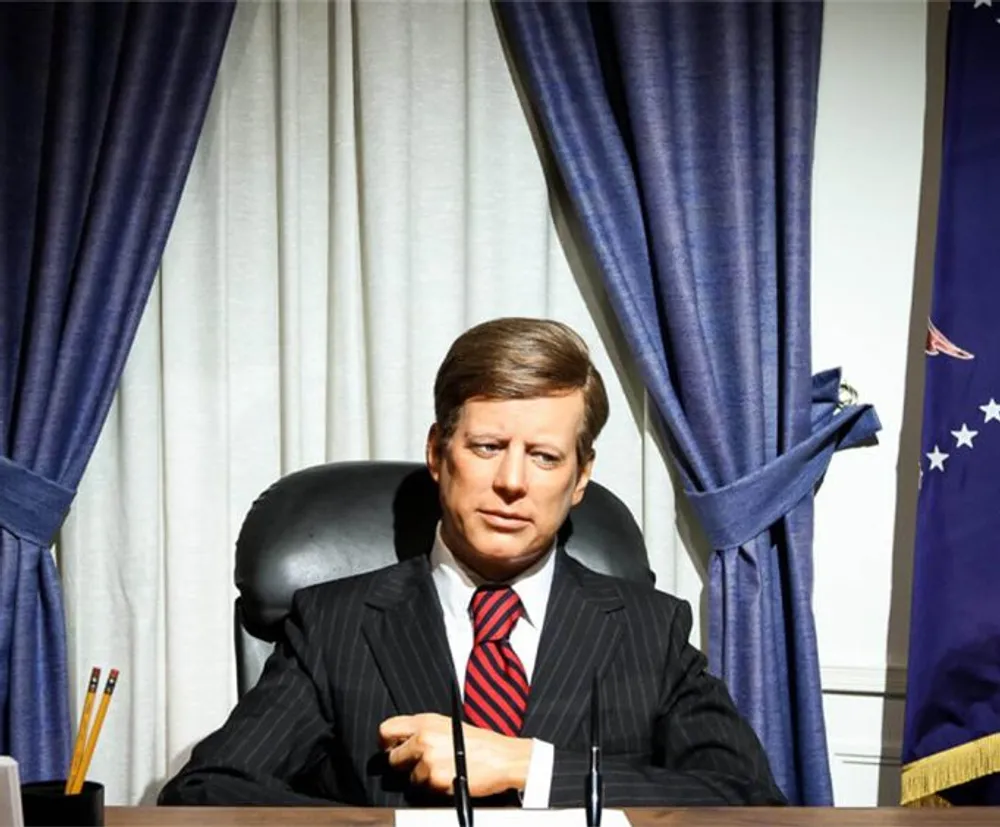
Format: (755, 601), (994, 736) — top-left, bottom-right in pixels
(952, 423), (978, 448)
(980, 398), (1000, 423)
(926, 445), (949, 472)
(974, 0), (992, 8)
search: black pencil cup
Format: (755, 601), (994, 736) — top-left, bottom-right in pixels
(20, 780), (104, 826)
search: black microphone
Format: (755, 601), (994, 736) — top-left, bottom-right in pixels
(450, 681), (474, 827)
(586, 672), (603, 827)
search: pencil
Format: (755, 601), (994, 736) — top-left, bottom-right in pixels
(65, 667), (101, 794)
(68, 668), (119, 795)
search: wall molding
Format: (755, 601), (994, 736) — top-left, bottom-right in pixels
(831, 741), (902, 767)
(821, 664), (907, 697)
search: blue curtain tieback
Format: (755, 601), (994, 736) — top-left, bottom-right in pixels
(686, 368), (882, 551)
(0, 455), (75, 546)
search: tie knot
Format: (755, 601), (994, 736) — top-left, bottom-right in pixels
(469, 586), (523, 644)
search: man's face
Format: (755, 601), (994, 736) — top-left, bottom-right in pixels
(426, 391), (593, 581)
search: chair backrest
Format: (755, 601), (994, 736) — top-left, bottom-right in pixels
(234, 460), (653, 696)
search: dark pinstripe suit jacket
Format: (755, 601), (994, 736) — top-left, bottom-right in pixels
(158, 551), (785, 808)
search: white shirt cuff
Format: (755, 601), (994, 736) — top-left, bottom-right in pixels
(520, 738), (554, 809)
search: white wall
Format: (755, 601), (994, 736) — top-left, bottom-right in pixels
(811, 0), (944, 805)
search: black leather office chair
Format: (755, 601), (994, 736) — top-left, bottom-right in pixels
(233, 460), (653, 697)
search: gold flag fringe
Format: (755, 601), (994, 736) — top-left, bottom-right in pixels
(901, 732), (1000, 806)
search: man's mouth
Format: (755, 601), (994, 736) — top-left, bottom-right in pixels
(479, 510), (530, 529)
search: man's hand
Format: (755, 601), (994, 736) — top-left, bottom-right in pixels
(379, 713), (533, 797)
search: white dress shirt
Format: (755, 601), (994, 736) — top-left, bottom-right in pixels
(429, 523), (556, 808)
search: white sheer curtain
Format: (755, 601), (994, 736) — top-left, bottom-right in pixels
(57, 0), (699, 806)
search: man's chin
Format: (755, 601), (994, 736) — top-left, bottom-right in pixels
(470, 547), (551, 579)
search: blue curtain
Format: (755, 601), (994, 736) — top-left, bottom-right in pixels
(496, 0), (880, 804)
(0, 1), (233, 782)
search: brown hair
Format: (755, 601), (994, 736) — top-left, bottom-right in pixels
(433, 317), (609, 465)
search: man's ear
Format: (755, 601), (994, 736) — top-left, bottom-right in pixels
(570, 453), (595, 506)
(426, 424), (442, 483)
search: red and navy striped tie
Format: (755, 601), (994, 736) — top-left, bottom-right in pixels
(463, 585), (529, 736)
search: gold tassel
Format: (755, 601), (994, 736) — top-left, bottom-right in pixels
(901, 732), (1000, 805)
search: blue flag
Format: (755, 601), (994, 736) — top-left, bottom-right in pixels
(902, 0), (1000, 806)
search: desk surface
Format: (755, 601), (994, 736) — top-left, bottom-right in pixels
(108, 808), (999, 826)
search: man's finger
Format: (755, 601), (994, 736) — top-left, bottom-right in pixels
(378, 715), (417, 748)
(387, 735), (421, 770)
(410, 759), (430, 787)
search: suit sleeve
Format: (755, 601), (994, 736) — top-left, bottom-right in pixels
(158, 592), (337, 806)
(549, 600), (786, 807)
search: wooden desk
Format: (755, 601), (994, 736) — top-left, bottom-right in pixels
(107, 808), (999, 826)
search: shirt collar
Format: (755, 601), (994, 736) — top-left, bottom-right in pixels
(429, 521), (555, 629)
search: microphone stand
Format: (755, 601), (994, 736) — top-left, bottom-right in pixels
(586, 673), (603, 827)
(450, 681), (474, 827)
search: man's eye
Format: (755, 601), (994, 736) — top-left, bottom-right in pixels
(472, 444), (499, 455)
(533, 452), (559, 466)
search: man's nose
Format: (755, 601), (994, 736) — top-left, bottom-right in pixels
(493, 450), (528, 499)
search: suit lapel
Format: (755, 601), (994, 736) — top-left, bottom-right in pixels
(521, 551), (624, 745)
(361, 551), (625, 745)
(362, 557), (455, 717)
